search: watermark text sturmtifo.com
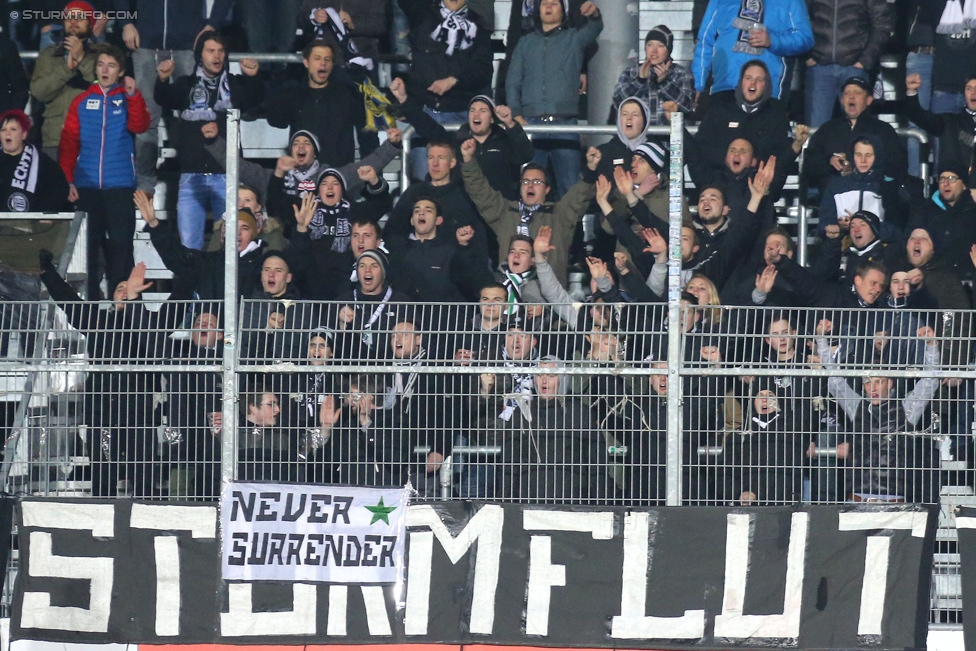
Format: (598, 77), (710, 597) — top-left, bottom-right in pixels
(10, 10), (137, 21)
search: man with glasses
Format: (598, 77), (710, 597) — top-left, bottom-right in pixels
(908, 163), (976, 281)
(461, 138), (600, 287)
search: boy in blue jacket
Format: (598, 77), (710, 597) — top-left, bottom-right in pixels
(60, 42), (150, 299)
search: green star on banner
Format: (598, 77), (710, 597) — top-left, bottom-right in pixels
(364, 497), (397, 525)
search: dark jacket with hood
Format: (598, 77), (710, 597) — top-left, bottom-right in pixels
(693, 62), (795, 176)
(804, 109), (906, 191)
(806, 0), (894, 70)
(595, 96), (654, 180)
(402, 1), (494, 112)
(907, 189), (976, 281)
(817, 134), (905, 237)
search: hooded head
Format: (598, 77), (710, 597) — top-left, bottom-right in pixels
(735, 60), (772, 108)
(535, 355), (568, 398)
(307, 327), (334, 364)
(356, 248), (388, 295)
(850, 134), (883, 175)
(616, 97), (650, 149)
(905, 226), (940, 268)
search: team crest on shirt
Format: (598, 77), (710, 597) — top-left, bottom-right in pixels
(7, 191), (27, 212)
(112, 98), (123, 107)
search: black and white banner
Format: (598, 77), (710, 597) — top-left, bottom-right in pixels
(221, 483), (409, 583)
(12, 500), (938, 650)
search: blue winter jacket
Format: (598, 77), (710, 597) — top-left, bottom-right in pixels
(693, 0), (814, 99)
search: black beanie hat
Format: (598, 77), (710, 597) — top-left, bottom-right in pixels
(850, 210), (881, 239)
(645, 25), (674, 53)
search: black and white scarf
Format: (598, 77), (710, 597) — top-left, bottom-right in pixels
(732, 0), (765, 55)
(516, 201), (541, 235)
(937, 0), (967, 34)
(431, 2), (478, 56)
(308, 201), (351, 251)
(309, 7), (374, 70)
(500, 265), (536, 315)
(284, 161), (322, 196)
(8, 145), (40, 211)
(354, 286), (394, 349)
(499, 348), (536, 421)
(181, 65), (232, 122)
(389, 349), (427, 411)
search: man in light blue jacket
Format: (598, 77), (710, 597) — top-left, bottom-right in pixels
(693, 0), (813, 100)
(506, 0), (603, 198)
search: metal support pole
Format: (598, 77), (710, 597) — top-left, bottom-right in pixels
(221, 109), (241, 493)
(665, 113), (684, 507)
(586, 1), (639, 143)
(399, 126), (414, 195)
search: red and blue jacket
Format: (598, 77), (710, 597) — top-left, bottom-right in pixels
(59, 82), (150, 189)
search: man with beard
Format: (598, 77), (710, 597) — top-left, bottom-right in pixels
(462, 139), (600, 287)
(0, 109), (68, 212)
(816, 322), (942, 503)
(804, 76), (906, 192)
(155, 32), (263, 250)
(116, 0), (232, 195)
(267, 40), (378, 170)
(390, 79), (533, 200)
(905, 73), (976, 187)
(30, 1), (98, 159)
(383, 138), (491, 267)
(693, 60), (802, 181)
(907, 163), (976, 281)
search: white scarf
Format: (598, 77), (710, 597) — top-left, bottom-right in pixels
(431, 2), (478, 56)
(8, 145), (40, 210)
(498, 348), (536, 421)
(181, 65), (232, 122)
(938, 0), (966, 34)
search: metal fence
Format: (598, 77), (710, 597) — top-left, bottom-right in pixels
(0, 299), (972, 626)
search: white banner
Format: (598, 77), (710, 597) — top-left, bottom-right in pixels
(220, 483), (410, 583)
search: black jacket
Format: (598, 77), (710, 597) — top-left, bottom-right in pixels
(385, 230), (474, 302)
(265, 80), (378, 169)
(804, 114), (906, 191)
(398, 96), (534, 200)
(903, 94), (976, 187)
(908, 191), (976, 281)
(807, 0), (894, 70)
(692, 92), (795, 183)
(154, 70), (264, 174)
(402, 3), (494, 112)
(0, 147), (68, 212)
(0, 36), (28, 114)
(148, 223), (266, 299)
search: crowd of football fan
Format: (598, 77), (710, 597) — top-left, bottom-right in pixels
(2, 0), (975, 504)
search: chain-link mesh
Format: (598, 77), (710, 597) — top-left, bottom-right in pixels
(0, 300), (971, 624)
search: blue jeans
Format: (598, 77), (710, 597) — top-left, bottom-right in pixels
(527, 116), (581, 200)
(177, 173), (226, 251)
(906, 52), (934, 177)
(804, 63), (868, 128)
(240, 0), (301, 52)
(407, 108), (467, 182)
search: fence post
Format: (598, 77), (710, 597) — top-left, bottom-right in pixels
(221, 109), (241, 494)
(665, 113), (684, 506)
